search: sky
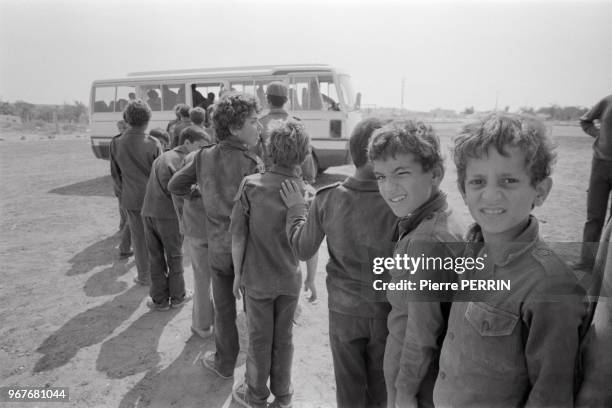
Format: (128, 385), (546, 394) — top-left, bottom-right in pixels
(1, 0), (611, 112)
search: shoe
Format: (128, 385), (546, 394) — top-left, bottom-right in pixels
(146, 299), (170, 311)
(232, 381), (258, 408)
(571, 260), (594, 272)
(190, 326), (213, 339)
(268, 399), (293, 408)
(119, 250), (134, 259)
(201, 351), (233, 379)
(171, 292), (193, 308)
(133, 277), (151, 286)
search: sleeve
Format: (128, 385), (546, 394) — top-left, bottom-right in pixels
(522, 282), (588, 407)
(285, 194), (326, 261)
(394, 239), (457, 404)
(580, 99), (605, 138)
(168, 154), (197, 196)
(229, 178), (250, 238)
(109, 139), (122, 198)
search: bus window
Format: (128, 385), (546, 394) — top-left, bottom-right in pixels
(93, 86), (115, 112)
(116, 85), (135, 112)
(290, 77), (323, 111)
(192, 83), (221, 108)
(138, 85), (162, 111)
(318, 75), (340, 111)
(338, 74), (356, 110)
(162, 84), (185, 110)
(229, 81), (255, 97)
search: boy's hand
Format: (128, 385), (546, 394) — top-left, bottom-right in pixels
(280, 180), (306, 208)
(232, 276), (242, 300)
(304, 278), (317, 302)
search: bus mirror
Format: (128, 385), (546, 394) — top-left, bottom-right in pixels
(354, 92), (361, 110)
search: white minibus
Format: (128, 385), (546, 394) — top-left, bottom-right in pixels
(89, 64), (362, 173)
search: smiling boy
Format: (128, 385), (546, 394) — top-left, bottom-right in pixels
(433, 113), (588, 407)
(368, 120), (464, 408)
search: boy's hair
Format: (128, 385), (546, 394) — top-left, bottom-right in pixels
(179, 127), (208, 146)
(149, 128), (170, 146)
(368, 120), (444, 175)
(176, 104), (191, 118)
(212, 92), (260, 141)
(268, 119), (310, 168)
(189, 107), (206, 125)
(452, 112), (556, 193)
(267, 94), (288, 108)
(123, 99), (152, 126)
(350, 117), (389, 168)
(116, 119), (127, 132)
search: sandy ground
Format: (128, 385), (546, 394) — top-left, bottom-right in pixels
(0, 124), (592, 407)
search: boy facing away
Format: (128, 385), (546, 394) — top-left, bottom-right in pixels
(433, 113), (588, 407)
(280, 117), (398, 408)
(230, 119), (313, 408)
(168, 92), (263, 379)
(367, 121), (464, 408)
(141, 127), (209, 311)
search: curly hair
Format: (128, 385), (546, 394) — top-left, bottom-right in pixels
(452, 112), (556, 193)
(211, 92), (260, 141)
(149, 128), (170, 147)
(122, 99), (152, 127)
(268, 119), (311, 168)
(176, 104), (191, 118)
(367, 120), (444, 174)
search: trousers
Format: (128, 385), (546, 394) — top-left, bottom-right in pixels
(126, 210), (149, 283)
(186, 236), (214, 330)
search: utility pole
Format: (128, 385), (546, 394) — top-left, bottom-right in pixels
(401, 77), (405, 110)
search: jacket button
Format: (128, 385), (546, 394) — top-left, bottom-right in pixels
(439, 372), (446, 380)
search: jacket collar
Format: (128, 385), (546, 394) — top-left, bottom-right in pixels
(393, 190), (448, 241)
(269, 165), (300, 178)
(219, 137), (248, 151)
(342, 177), (379, 192)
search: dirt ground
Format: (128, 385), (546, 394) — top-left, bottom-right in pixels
(0, 124), (592, 408)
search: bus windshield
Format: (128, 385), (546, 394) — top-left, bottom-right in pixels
(338, 74), (356, 110)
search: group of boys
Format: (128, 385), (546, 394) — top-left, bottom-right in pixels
(111, 86), (611, 408)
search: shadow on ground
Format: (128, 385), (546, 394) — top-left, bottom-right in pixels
(67, 234), (121, 276)
(117, 311), (249, 408)
(49, 175), (114, 197)
(83, 257), (134, 297)
(33, 284), (148, 373)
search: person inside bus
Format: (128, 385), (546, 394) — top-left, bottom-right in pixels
(129, 92), (136, 101)
(147, 89), (162, 111)
(191, 84), (206, 108)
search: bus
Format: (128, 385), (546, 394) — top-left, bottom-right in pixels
(89, 64), (362, 173)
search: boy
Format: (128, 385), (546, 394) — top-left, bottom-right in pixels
(434, 113), (587, 407)
(368, 121), (464, 408)
(150, 128), (170, 151)
(280, 117), (397, 408)
(110, 99), (162, 285)
(142, 127), (209, 310)
(171, 103), (192, 148)
(168, 92), (263, 379)
(231, 119), (312, 408)
(111, 119), (132, 259)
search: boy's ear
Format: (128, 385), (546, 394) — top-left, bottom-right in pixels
(431, 165), (444, 187)
(533, 177), (552, 207)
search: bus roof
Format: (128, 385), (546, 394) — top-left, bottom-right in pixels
(92, 64), (347, 85)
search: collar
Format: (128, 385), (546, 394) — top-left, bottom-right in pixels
(219, 138), (248, 151)
(342, 177), (379, 192)
(468, 215), (540, 267)
(269, 165), (300, 178)
(393, 190), (448, 241)
(173, 145), (191, 155)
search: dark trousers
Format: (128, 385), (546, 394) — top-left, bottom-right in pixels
(245, 291), (298, 406)
(118, 203), (131, 254)
(329, 311), (388, 408)
(143, 216), (185, 304)
(126, 210), (149, 283)
(582, 158), (612, 264)
(209, 251), (240, 376)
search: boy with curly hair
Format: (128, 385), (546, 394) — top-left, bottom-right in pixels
(433, 113), (588, 407)
(230, 119), (312, 408)
(168, 92), (263, 379)
(368, 120), (464, 408)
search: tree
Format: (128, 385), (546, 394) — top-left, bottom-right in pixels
(463, 106), (474, 115)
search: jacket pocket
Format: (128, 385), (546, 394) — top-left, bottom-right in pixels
(465, 301), (518, 336)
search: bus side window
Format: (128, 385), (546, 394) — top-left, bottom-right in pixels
(93, 86), (115, 112)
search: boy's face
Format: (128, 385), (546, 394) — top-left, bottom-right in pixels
(461, 146), (552, 242)
(231, 111), (261, 148)
(373, 153), (441, 217)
